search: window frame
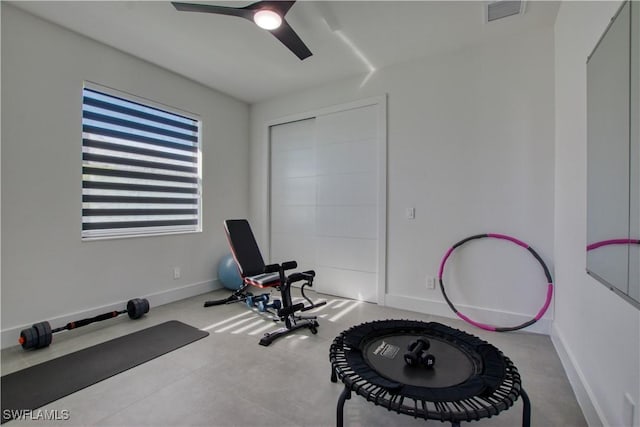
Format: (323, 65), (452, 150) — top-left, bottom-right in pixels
(81, 81), (203, 241)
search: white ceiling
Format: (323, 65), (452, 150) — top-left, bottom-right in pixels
(10, 1), (560, 104)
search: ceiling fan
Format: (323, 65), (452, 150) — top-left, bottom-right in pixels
(171, 1), (312, 60)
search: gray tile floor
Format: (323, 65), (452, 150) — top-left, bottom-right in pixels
(2, 289), (586, 426)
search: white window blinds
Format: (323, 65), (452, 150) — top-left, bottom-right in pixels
(82, 84), (202, 239)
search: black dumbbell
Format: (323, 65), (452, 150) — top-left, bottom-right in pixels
(404, 337), (436, 368)
(18, 298), (150, 350)
(421, 353), (436, 368)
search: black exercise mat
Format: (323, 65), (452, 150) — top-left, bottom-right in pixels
(1, 320), (209, 423)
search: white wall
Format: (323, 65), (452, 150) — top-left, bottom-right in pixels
(553, 2), (640, 426)
(1, 4), (249, 347)
(251, 27), (555, 333)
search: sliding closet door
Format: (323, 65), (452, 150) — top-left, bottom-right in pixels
(269, 119), (317, 270)
(313, 105), (380, 302)
(269, 100), (385, 303)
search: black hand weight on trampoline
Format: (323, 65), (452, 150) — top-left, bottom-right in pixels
(18, 298), (150, 350)
(404, 337), (436, 368)
(422, 353), (436, 368)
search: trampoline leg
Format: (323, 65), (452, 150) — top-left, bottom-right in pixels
(521, 388), (531, 427)
(337, 386), (351, 427)
(331, 366), (337, 383)
(451, 422), (461, 427)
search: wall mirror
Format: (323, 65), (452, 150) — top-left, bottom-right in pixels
(587, 0), (639, 308)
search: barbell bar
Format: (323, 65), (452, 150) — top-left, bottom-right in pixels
(18, 298), (149, 350)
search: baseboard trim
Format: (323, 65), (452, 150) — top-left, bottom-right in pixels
(144, 279), (220, 308)
(383, 293), (552, 335)
(1, 279), (221, 350)
(551, 324), (605, 427)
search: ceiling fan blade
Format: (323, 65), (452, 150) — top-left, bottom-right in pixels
(270, 20), (312, 60)
(173, 1), (312, 60)
(171, 2), (252, 20)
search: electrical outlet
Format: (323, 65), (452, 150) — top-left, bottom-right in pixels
(173, 267), (181, 280)
(426, 276), (436, 289)
(406, 207), (416, 220)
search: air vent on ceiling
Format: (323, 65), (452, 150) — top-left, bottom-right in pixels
(486, 0), (526, 22)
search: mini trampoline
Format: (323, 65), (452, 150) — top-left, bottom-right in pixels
(329, 320), (529, 427)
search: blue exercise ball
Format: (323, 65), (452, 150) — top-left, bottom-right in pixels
(218, 253), (243, 290)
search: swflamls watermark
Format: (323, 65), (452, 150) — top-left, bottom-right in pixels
(2, 409), (70, 421)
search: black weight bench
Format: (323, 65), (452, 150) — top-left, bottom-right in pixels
(204, 219), (326, 346)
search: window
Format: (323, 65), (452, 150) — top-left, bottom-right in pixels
(82, 83), (202, 239)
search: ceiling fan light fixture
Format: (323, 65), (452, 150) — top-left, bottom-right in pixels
(253, 9), (282, 30)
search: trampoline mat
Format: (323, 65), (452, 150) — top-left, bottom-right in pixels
(363, 334), (476, 388)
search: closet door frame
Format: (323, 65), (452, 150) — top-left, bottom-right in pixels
(262, 95), (387, 304)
